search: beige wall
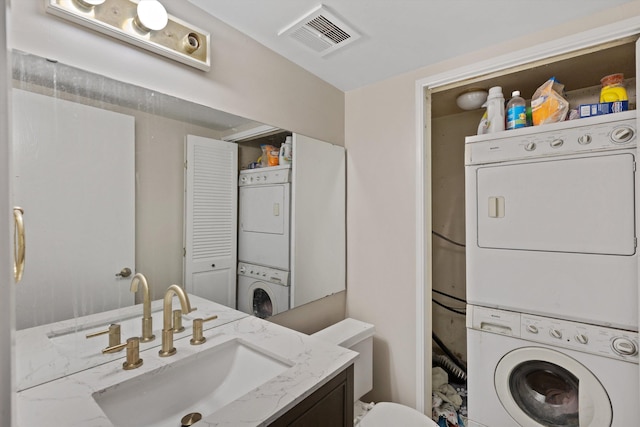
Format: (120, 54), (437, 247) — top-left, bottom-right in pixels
(346, 76), (419, 405)
(345, 1), (640, 408)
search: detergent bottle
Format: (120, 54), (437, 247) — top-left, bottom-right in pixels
(479, 86), (505, 134)
(279, 136), (292, 165)
(599, 73), (628, 103)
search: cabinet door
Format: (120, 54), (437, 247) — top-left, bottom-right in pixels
(269, 365), (353, 427)
(184, 135), (238, 307)
(291, 135), (345, 308)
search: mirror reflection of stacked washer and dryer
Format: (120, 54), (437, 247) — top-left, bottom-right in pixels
(237, 165), (293, 318)
(463, 111), (639, 426)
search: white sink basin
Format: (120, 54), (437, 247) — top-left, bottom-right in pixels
(92, 338), (293, 427)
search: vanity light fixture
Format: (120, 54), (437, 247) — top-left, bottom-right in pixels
(46, 0), (210, 71)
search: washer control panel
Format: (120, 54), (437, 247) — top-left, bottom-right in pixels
(239, 165), (291, 186)
(237, 262), (289, 286)
(521, 313), (638, 363)
(468, 305), (638, 364)
(465, 110), (636, 165)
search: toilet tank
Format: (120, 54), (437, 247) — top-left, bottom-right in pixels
(313, 318), (375, 401)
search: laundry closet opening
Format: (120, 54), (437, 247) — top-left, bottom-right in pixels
(428, 36), (637, 422)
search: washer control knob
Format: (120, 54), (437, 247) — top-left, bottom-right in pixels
(550, 139), (564, 148)
(526, 324), (539, 334)
(575, 333), (589, 345)
(524, 142), (537, 152)
(578, 134), (592, 145)
(549, 328), (563, 339)
(239, 266), (246, 274)
(611, 126), (635, 144)
(612, 337), (638, 356)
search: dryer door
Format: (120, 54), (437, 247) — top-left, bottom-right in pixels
(476, 153), (636, 255)
(238, 183), (291, 269)
(494, 347), (612, 427)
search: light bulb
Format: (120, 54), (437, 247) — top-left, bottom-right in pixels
(73, 0), (105, 10)
(134, 0), (168, 33)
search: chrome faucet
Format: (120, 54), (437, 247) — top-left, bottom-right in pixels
(159, 284), (196, 357)
(130, 273), (155, 342)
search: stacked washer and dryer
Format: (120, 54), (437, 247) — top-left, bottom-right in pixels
(464, 110), (640, 426)
(237, 165), (292, 318)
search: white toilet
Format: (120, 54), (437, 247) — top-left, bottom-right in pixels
(313, 318), (439, 427)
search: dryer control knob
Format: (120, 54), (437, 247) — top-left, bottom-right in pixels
(578, 134), (592, 145)
(611, 126), (635, 144)
(550, 138), (564, 148)
(575, 333), (589, 345)
(524, 142), (537, 152)
(526, 325), (539, 334)
(549, 328), (563, 339)
(612, 337), (638, 356)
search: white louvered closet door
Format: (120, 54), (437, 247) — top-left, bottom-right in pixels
(184, 135), (238, 307)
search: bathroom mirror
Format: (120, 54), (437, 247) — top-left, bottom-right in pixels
(12, 51), (345, 389)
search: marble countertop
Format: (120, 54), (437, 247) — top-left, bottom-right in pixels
(17, 314), (358, 427)
(16, 296), (248, 391)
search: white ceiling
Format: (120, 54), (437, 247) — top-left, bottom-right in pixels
(188, 0), (634, 92)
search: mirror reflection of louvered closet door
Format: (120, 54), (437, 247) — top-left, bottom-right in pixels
(184, 135), (238, 307)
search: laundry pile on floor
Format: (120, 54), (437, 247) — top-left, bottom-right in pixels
(431, 367), (466, 427)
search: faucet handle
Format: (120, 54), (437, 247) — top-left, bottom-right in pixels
(173, 309), (185, 333)
(190, 315), (218, 345)
(140, 316), (155, 343)
(86, 324), (122, 351)
(103, 337), (144, 370)
(173, 306), (198, 333)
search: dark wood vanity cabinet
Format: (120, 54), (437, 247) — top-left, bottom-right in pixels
(270, 364), (354, 427)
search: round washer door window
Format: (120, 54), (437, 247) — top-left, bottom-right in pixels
(252, 288), (274, 319)
(494, 347), (612, 427)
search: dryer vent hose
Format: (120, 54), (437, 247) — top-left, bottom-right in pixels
(433, 353), (467, 383)
(432, 332), (467, 383)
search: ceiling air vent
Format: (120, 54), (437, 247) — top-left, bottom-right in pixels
(278, 5), (360, 57)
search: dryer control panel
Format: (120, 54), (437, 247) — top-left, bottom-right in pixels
(465, 110), (636, 165)
(468, 305), (638, 364)
(239, 165), (291, 186)
(521, 313), (638, 363)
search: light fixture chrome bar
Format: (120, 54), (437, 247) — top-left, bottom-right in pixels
(46, 0), (210, 71)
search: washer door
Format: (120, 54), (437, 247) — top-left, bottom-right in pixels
(245, 282), (281, 319)
(252, 287), (275, 319)
(495, 347), (612, 427)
